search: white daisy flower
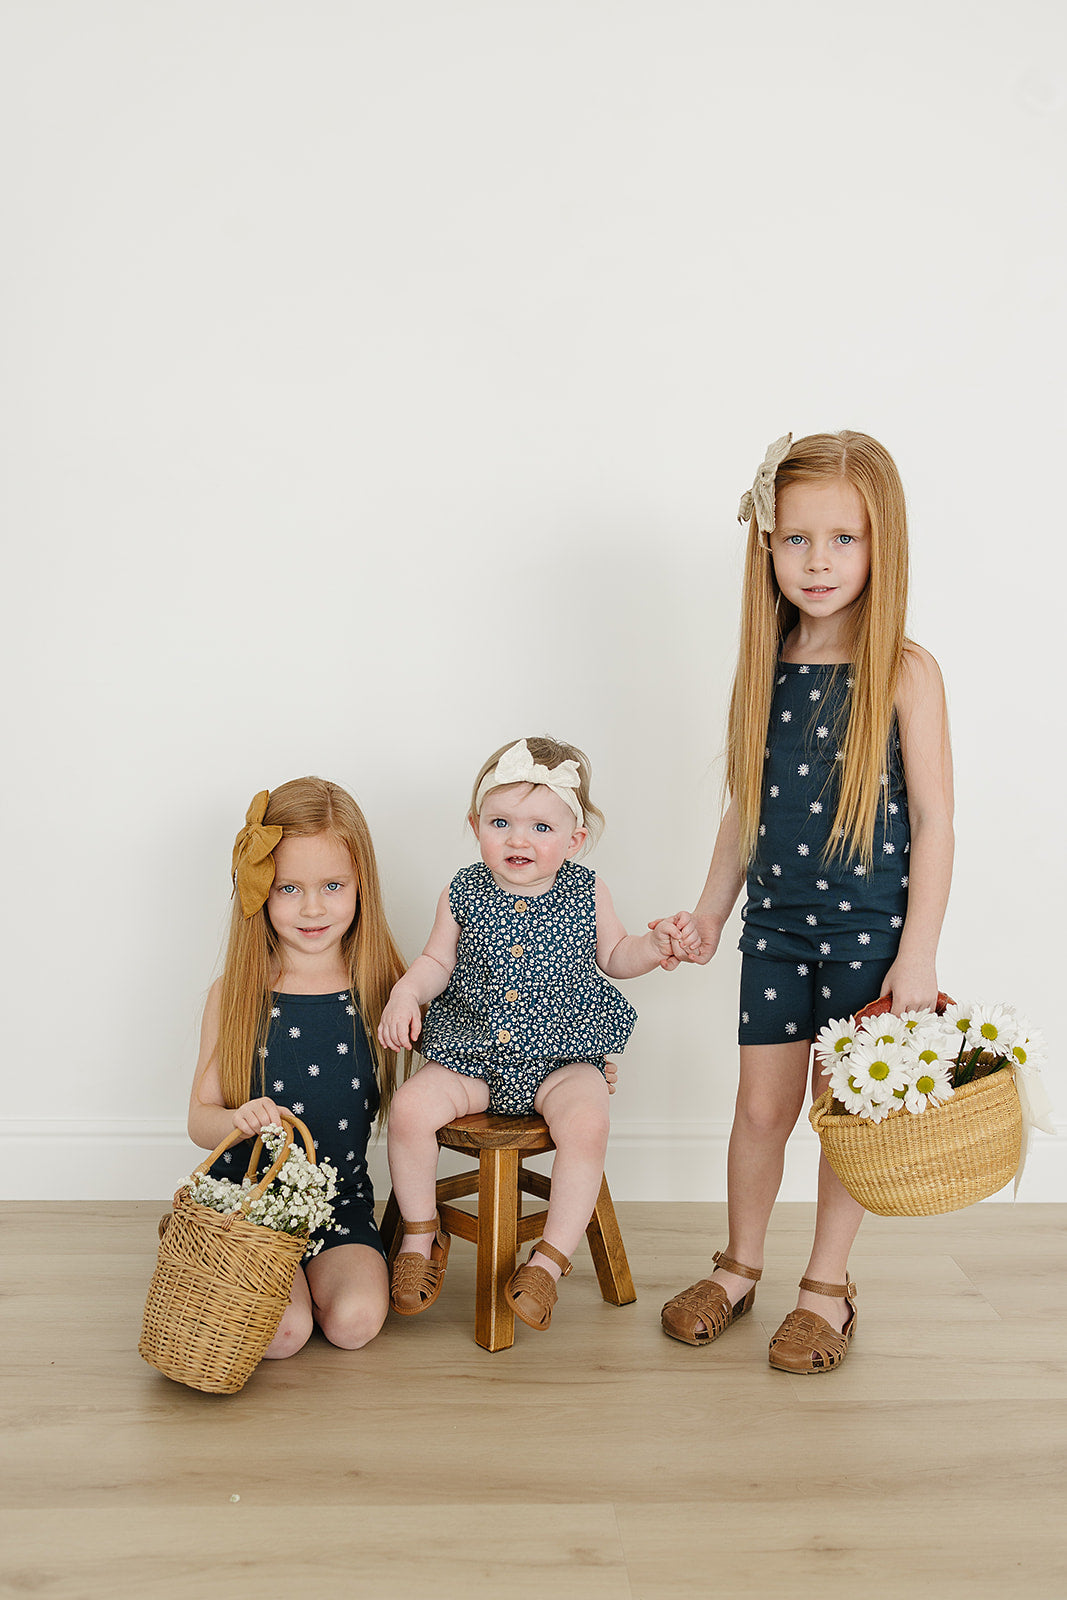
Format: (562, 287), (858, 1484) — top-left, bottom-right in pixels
(337, 993), (347, 1001)
(901, 875), (909, 887)
(292, 1101), (304, 1113)
(798, 763), (809, 776)
(839, 900), (851, 911)
(890, 915), (903, 928)
(271, 1007), (281, 1018)
(940, 1003), (975, 1049)
(883, 842), (895, 855)
(821, 985), (831, 998)
(814, 1017), (856, 1065)
(854, 864), (866, 876)
(858, 931), (871, 944)
(781, 710), (792, 722)
(346, 1004), (356, 1016)
(810, 801), (823, 814)
(816, 879), (828, 891)
(835, 750), (845, 761)
(346, 1151), (355, 1162)
(337, 1042), (349, 1054)
(816, 726), (829, 738)
(756, 938), (767, 951)
(965, 1002), (1018, 1054)
(1010, 1026), (1046, 1072)
(847, 1038), (909, 1100)
(849, 960), (862, 969)
(820, 942), (831, 955)
(810, 688), (821, 701)
(797, 963), (809, 976)
(806, 913), (818, 925)
(785, 1021), (798, 1035)
(904, 1057), (954, 1114)
(762, 897), (772, 909)
(764, 988), (777, 1001)
(759, 824), (766, 836)
(258, 1047), (268, 1060)
(351, 1077), (361, 1089)
(308, 1064), (320, 1077)
(889, 802), (898, 815)
(338, 1118), (348, 1131)
(798, 665), (809, 673)
(798, 843), (810, 856)
(289, 1027), (301, 1039)
(846, 676), (854, 686)
(741, 1011), (750, 1024)
(771, 863), (782, 876)
(273, 1081), (284, 1093)
(770, 787), (780, 799)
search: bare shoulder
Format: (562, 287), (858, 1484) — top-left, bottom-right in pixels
(897, 641), (946, 712)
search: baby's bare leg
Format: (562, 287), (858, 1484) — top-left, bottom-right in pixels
(387, 1064), (490, 1258)
(531, 1062), (611, 1276)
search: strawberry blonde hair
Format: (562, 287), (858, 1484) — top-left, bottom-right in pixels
(728, 431), (909, 869)
(469, 736), (605, 849)
(210, 777), (409, 1122)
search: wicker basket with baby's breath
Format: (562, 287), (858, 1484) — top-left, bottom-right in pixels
(809, 995), (1047, 1217)
(139, 1112), (336, 1394)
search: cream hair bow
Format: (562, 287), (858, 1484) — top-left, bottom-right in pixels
(737, 432), (793, 535)
(475, 740), (584, 826)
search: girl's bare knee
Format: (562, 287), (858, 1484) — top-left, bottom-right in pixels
(262, 1302), (314, 1360)
(318, 1295), (388, 1351)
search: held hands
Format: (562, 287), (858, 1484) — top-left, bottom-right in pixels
(378, 987), (424, 1053)
(647, 912), (722, 969)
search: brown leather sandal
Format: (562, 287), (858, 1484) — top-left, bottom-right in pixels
(660, 1250), (762, 1346)
(504, 1240), (572, 1331)
(390, 1216), (451, 1316)
(768, 1274), (857, 1373)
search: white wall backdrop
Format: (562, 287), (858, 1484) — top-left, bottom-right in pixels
(3, 0), (1063, 1201)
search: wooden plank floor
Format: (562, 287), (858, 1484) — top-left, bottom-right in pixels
(2, 1200), (1065, 1599)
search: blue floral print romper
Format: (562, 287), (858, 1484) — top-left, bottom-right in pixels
(209, 990), (385, 1257)
(738, 662), (911, 1045)
(419, 859), (637, 1113)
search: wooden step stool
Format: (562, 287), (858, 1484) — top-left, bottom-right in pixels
(380, 1111), (636, 1351)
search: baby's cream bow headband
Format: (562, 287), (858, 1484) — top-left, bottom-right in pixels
(737, 432), (793, 536)
(475, 740), (584, 826)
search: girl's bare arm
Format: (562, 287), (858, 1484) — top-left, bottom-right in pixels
(377, 888), (461, 1050)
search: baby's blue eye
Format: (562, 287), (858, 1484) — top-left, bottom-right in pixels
(534, 823), (551, 833)
(490, 818), (508, 829)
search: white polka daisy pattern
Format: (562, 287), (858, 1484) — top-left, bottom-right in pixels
(205, 989), (383, 1258)
(739, 660), (910, 966)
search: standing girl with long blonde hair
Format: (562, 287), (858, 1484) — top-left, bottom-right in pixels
(189, 777), (407, 1358)
(661, 431), (954, 1372)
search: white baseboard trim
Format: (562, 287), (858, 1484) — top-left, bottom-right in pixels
(3, 1117), (1064, 1203)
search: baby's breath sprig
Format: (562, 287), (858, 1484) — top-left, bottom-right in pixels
(187, 1125), (339, 1258)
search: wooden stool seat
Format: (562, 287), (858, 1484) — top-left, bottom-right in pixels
(380, 1112), (636, 1351)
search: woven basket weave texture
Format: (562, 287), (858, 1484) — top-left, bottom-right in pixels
(810, 1067), (1022, 1216)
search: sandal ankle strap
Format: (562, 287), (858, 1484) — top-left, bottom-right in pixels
(531, 1240), (572, 1277)
(713, 1250), (762, 1283)
(401, 1216), (441, 1235)
(799, 1274), (856, 1299)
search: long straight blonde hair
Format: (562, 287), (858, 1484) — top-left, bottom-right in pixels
(728, 431), (909, 869)
(211, 777), (409, 1122)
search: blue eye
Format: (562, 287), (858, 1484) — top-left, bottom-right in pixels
(325, 882), (342, 892)
(279, 884), (297, 894)
(837, 534), (853, 545)
(786, 534), (805, 545)
(490, 818), (508, 829)
(534, 823), (551, 833)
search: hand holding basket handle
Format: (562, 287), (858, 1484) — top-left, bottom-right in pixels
(853, 992), (954, 1025)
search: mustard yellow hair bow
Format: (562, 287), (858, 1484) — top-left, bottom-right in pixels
(737, 432), (793, 536)
(231, 791), (284, 918)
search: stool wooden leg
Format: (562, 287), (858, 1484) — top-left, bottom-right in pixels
(474, 1147), (519, 1352)
(379, 1188), (402, 1263)
(586, 1173), (637, 1306)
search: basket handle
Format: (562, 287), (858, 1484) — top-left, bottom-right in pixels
(191, 1109), (317, 1201)
(853, 991), (955, 1023)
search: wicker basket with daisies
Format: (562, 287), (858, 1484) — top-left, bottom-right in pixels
(809, 996), (1050, 1216)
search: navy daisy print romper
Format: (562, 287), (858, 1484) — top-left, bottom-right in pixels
(737, 662), (910, 1045)
(419, 859), (637, 1113)
(209, 990), (385, 1257)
